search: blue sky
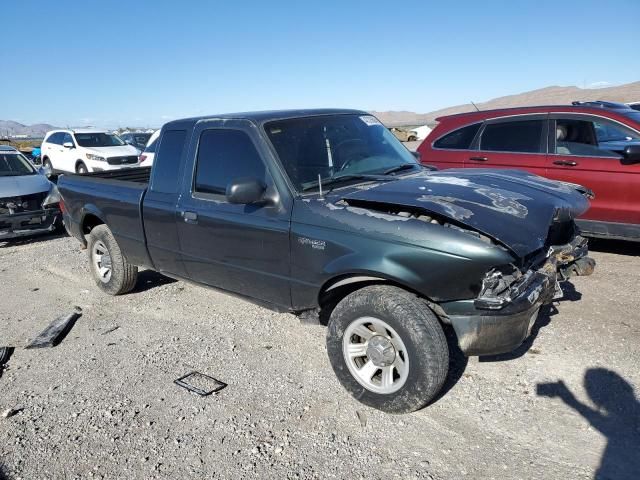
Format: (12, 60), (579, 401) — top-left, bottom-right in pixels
(2, 0), (639, 128)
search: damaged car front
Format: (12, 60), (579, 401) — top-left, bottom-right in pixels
(0, 146), (61, 241)
(266, 112), (595, 359)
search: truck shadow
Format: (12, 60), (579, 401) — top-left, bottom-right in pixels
(0, 231), (68, 248)
(131, 270), (177, 293)
(588, 238), (638, 256)
(430, 325), (469, 404)
(537, 369), (640, 480)
(479, 280), (581, 363)
(0, 464), (9, 480)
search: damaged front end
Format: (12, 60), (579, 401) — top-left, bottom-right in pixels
(0, 190), (61, 241)
(442, 231), (595, 356)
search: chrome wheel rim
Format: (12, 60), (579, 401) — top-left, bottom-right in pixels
(342, 316), (409, 394)
(92, 240), (112, 283)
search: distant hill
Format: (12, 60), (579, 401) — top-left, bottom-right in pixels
(0, 120), (60, 138)
(372, 81), (640, 127)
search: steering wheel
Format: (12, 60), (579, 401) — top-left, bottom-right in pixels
(335, 139), (369, 172)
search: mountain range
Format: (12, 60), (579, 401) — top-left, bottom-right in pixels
(0, 120), (60, 138)
(2, 81), (639, 135)
(372, 81), (640, 126)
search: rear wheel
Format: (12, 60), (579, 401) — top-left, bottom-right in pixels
(76, 162), (88, 174)
(326, 285), (449, 413)
(43, 158), (52, 171)
(87, 224), (138, 295)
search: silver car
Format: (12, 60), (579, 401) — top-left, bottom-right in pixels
(0, 145), (61, 240)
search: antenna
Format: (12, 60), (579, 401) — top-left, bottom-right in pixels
(318, 174), (323, 198)
(470, 101), (480, 112)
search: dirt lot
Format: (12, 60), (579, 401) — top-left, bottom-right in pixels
(0, 234), (639, 479)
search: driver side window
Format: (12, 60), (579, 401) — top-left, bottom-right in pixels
(553, 118), (635, 158)
(194, 129), (266, 198)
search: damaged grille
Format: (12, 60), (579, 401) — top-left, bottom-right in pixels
(0, 192), (47, 215)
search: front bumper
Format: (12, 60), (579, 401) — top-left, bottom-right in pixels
(441, 236), (594, 356)
(0, 208), (60, 241)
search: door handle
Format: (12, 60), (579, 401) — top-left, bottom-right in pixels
(469, 156), (488, 162)
(181, 211), (198, 223)
(553, 160), (578, 167)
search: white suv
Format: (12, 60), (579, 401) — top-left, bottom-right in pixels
(41, 129), (141, 173)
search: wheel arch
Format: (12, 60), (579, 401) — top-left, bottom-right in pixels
(80, 207), (106, 235)
(317, 273), (446, 325)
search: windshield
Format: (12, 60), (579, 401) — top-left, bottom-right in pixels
(0, 153), (36, 176)
(264, 114), (419, 191)
(74, 133), (126, 148)
(133, 134), (151, 145)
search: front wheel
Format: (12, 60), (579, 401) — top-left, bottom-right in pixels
(87, 224), (138, 295)
(326, 285), (449, 413)
(76, 162), (88, 174)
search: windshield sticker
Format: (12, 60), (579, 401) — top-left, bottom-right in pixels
(359, 115), (382, 127)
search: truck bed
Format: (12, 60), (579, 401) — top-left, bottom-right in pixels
(57, 167), (152, 268)
(77, 166), (152, 185)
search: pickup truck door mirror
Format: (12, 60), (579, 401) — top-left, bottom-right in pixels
(622, 144), (640, 165)
(226, 177), (267, 205)
(63, 142), (74, 149)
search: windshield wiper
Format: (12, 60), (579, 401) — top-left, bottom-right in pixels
(383, 163), (420, 175)
(301, 174), (391, 192)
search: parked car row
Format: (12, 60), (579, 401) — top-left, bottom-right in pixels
(41, 129), (159, 174)
(419, 100), (640, 241)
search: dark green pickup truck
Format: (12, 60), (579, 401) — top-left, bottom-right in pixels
(57, 109), (595, 412)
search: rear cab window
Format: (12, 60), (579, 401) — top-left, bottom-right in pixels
(149, 130), (187, 194)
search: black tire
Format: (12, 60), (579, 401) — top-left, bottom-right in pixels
(76, 162), (88, 174)
(43, 158), (52, 171)
(326, 285), (448, 413)
(87, 224), (138, 295)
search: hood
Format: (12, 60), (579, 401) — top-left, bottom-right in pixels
(337, 169), (590, 257)
(0, 173), (51, 198)
(85, 145), (140, 157)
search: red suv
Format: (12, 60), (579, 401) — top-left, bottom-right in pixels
(419, 101), (640, 241)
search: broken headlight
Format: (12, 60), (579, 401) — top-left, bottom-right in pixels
(42, 185), (61, 208)
(475, 265), (524, 310)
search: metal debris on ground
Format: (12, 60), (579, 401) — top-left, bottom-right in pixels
(25, 307), (83, 349)
(174, 371), (227, 396)
(101, 325), (120, 335)
(2, 408), (22, 419)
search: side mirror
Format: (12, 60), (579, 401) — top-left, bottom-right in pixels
(226, 177), (266, 205)
(622, 145), (640, 165)
(63, 142), (74, 149)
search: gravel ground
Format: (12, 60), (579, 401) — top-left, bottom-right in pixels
(0, 234), (639, 479)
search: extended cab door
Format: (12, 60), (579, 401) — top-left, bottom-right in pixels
(468, 114), (548, 176)
(142, 126), (191, 277)
(176, 119), (292, 308)
(546, 113), (640, 230)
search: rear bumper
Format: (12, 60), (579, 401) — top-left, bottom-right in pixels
(0, 208), (60, 240)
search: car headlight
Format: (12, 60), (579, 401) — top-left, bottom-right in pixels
(42, 185), (61, 208)
(86, 153), (106, 162)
